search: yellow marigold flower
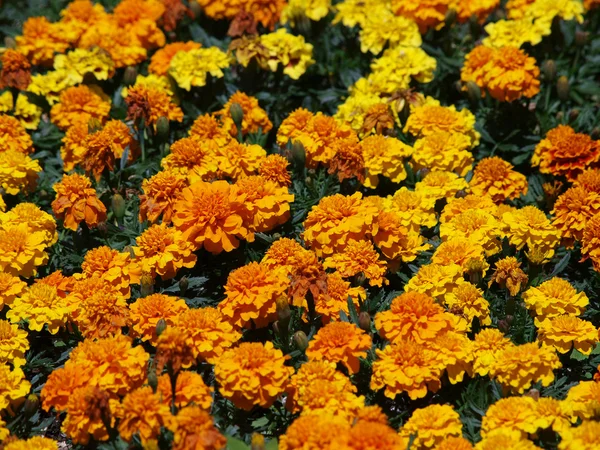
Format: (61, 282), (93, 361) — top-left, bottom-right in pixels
(582, 212), (600, 270)
(371, 338), (443, 400)
(0, 320), (29, 367)
(257, 28), (315, 79)
(482, 46), (540, 102)
(58, 0), (108, 43)
(176, 307), (241, 363)
(129, 293), (188, 344)
(522, 277), (589, 321)
(445, 282), (492, 327)
(189, 113), (231, 148)
(506, 0), (537, 18)
(502, 206), (561, 260)
(481, 396), (540, 437)
(375, 291), (455, 344)
(441, 209), (503, 256)
(488, 256), (528, 296)
(0, 149), (41, 195)
(472, 328), (513, 376)
(552, 186), (600, 246)
(172, 180), (250, 253)
(483, 18), (550, 49)
(436, 437), (475, 450)
(0, 272), (26, 308)
(214, 341), (293, 410)
(470, 157), (528, 203)
(168, 47), (230, 91)
(125, 84), (183, 128)
(259, 154), (292, 186)
(399, 404), (462, 449)
(440, 194), (498, 223)
(115, 386), (174, 444)
(220, 262), (289, 328)
(432, 237), (488, 275)
(387, 187), (438, 228)
(161, 137), (219, 183)
(149, 41), (202, 76)
(281, 0), (331, 24)
(121, 73), (175, 98)
(430, 331), (474, 383)
(404, 103), (480, 146)
(0, 114), (33, 154)
(373, 210), (431, 262)
(522, 0), (584, 27)
(306, 321), (372, 374)
(303, 192), (378, 256)
(0, 202), (58, 246)
(0, 364), (30, 410)
(53, 47), (115, 85)
(361, 135), (413, 188)
(139, 170), (188, 224)
(537, 316), (598, 355)
(475, 433), (541, 450)
(404, 263), (463, 301)
(157, 371), (213, 410)
(50, 85), (110, 131)
(559, 420), (600, 450)
(0, 224), (48, 277)
(563, 381), (600, 420)
(27, 69), (77, 105)
(412, 132), (474, 177)
(171, 406), (227, 450)
(15, 17), (69, 66)
(491, 342), (561, 393)
(416, 170), (469, 202)
(391, 0), (454, 32)
(359, 10), (421, 55)
(324, 239), (388, 287)
(3, 437), (58, 450)
(217, 91), (273, 138)
(354, 405), (389, 424)
(217, 141), (268, 181)
(236, 175), (293, 233)
(279, 412), (350, 450)
(133, 223), (197, 280)
(11, 93), (41, 131)
(51, 173), (107, 231)
(333, 0), (381, 28)
(335, 93), (390, 135)
(533, 125), (600, 181)
(535, 397), (573, 434)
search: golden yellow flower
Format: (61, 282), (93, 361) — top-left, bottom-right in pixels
(373, 210), (431, 263)
(475, 433), (540, 450)
(15, 16), (69, 66)
(51, 173), (107, 231)
(0, 202), (58, 246)
(387, 187), (438, 228)
(50, 85), (111, 131)
(404, 103), (480, 146)
(214, 341), (293, 410)
(129, 293), (188, 344)
(0, 224), (48, 277)
(314, 272), (365, 324)
(502, 206), (561, 260)
(168, 47), (230, 90)
(523, 277), (589, 321)
(189, 113), (231, 148)
(415, 170), (469, 202)
(0, 364), (30, 411)
(445, 282), (492, 327)
(537, 316), (598, 355)
(279, 412), (350, 450)
(436, 437), (475, 450)
(254, 28), (315, 79)
(155, 325), (195, 373)
(481, 396), (541, 437)
(157, 370), (213, 410)
(0, 319), (29, 367)
(559, 420), (600, 450)
(0, 272), (26, 309)
(430, 331), (474, 383)
(171, 405), (227, 450)
(412, 131), (474, 177)
(217, 141), (267, 181)
(398, 404), (462, 449)
(361, 135), (413, 188)
(575, 168), (600, 193)
(0, 149), (42, 195)
(60, 123), (88, 172)
(324, 239), (388, 287)
(53, 47), (115, 84)
(440, 194), (498, 223)
(404, 263), (463, 301)
(472, 328), (513, 376)
(484, 46), (541, 102)
(563, 380), (600, 420)
(534, 397), (573, 434)
(4, 437), (59, 450)
(79, 245), (139, 296)
(391, 0), (454, 32)
(0, 114), (33, 154)
(259, 154), (292, 187)
(359, 10), (421, 55)
(60, 385), (112, 445)
(149, 41), (202, 76)
(161, 137), (219, 183)
(470, 157), (528, 203)
(483, 18), (550, 49)
(581, 211), (600, 271)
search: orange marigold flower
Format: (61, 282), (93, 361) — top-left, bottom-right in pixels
(262, 237), (307, 273)
(189, 113), (231, 147)
(139, 170), (188, 224)
(38, 270), (74, 297)
(314, 272), (365, 323)
(0, 149), (41, 195)
(481, 396), (540, 437)
(276, 107), (314, 147)
(133, 223), (197, 280)
(113, 0), (166, 49)
(411, 131), (474, 177)
(488, 256), (528, 296)
(15, 17), (69, 66)
(161, 137), (219, 183)
(149, 41), (201, 76)
(475, 433), (540, 450)
(247, 0), (287, 29)
(61, 386), (113, 445)
(50, 85), (111, 131)
(552, 186), (600, 246)
(436, 437), (474, 450)
(404, 103), (480, 146)
(125, 84), (183, 128)
(79, 245), (140, 296)
(279, 412), (351, 450)
(214, 341), (293, 410)
(399, 404), (463, 449)
(404, 263), (463, 301)
(0, 49), (31, 90)
(445, 282), (492, 328)
(3, 436), (60, 450)
(461, 45), (496, 90)
(522, 277), (589, 321)
(258, 154), (292, 186)
(303, 192), (378, 257)
(490, 342), (561, 394)
(387, 187), (438, 228)
(470, 157), (528, 203)
(7, 282), (70, 333)
(0, 272), (26, 308)
(440, 209), (503, 256)
(456, 0), (500, 22)
(51, 174), (107, 231)
(324, 239), (388, 287)
(0, 114), (33, 154)
(361, 135), (413, 188)
(157, 371), (213, 410)
(373, 209), (431, 262)
(236, 175), (293, 233)
(472, 328), (513, 376)
(171, 406), (227, 450)
(58, 0), (108, 44)
(176, 307), (241, 363)
(172, 180), (250, 253)
(430, 331), (474, 384)
(484, 46), (540, 102)
(559, 420), (600, 450)
(371, 338), (444, 400)
(217, 141), (268, 180)
(306, 321), (371, 374)
(216, 91), (273, 138)
(220, 261), (290, 328)
(502, 206), (561, 260)
(375, 291), (455, 344)
(60, 123), (88, 172)
(0, 319), (29, 367)
(347, 420), (406, 450)
(328, 138), (365, 183)
(391, 0), (454, 32)
(288, 248), (329, 307)
(537, 316), (598, 355)
(415, 170), (469, 202)
(0, 202), (58, 246)
(129, 293), (188, 344)
(533, 125), (600, 181)
(0, 224), (48, 277)
(155, 326), (195, 373)
(575, 168), (600, 193)
(580, 211), (600, 270)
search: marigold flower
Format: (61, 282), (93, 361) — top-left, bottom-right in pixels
(0, 49), (31, 90)
(171, 405), (227, 450)
(552, 186), (600, 246)
(0, 114), (33, 154)
(534, 397), (572, 434)
(575, 169), (600, 193)
(115, 386), (174, 444)
(312, 273), (363, 323)
(10, 93), (42, 130)
(328, 138), (365, 183)
(0, 224), (48, 277)
(502, 206), (561, 260)
(220, 262), (289, 328)
(412, 132), (474, 177)
(472, 328), (513, 376)
(373, 210), (431, 262)
(0, 272), (26, 308)
(139, 170), (188, 224)
(537, 316), (598, 355)
(362, 103), (396, 136)
(157, 371), (213, 410)
(3, 437), (58, 450)
(399, 404), (463, 449)
(430, 331), (474, 383)
(0, 150), (42, 195)
(522, 277), (589, 321)
(0, 320), (29, 367)
(580, 211), (600, 270)
(172, 180), (250, 253)
(217, 141), (268, 180)
(125, 84), (183, 127)
(216, 91), (273, 138)
(483, 46), (541, 102)
(490, 342), (561, 393)
(532, 125), (600, 181)
(483, 18), (550, 49)
(391, 0), (454, 32)
(161, 137), (219, 183)
(481, 396), (541, 437)
(60, 385), (113, 445)
(0, 202), (58, 246)
(387, 187), (438, 228)
(15, 17), (69, 66)
(306, 321), (371, 374)
(359, 11), (421, 55)
(112, 0), (166, 49)
(444, 282), (492, 327)
(347, 420), (406, 450)
(168, 47), (230, 91)
(404, 263), (463, 301)
(436, 437), (474, 450)
(259, 154), (292, 186)
(371, 338), (444, 400)
(432, 237), (488, 275)
(53, 47), (115, 85)
(155, 326), (195, 373)
(324, 239), (388, 287)
(279, 412), (350, 450)
(51, 174), (107, 231)
(262, 237), (306, 272)
(521, 0), (584, 26)
(60, 123), (88, 172)
(50, 85), (111, 131)
(416, 170), (469, 202)
(563, 380), (600, 420)
(149, 41), (201, 76)
(470, 157), (528, 203)
(254, 28), (315, 79)
(488, 256), (529, 296)
(129, 294), (188, 344)
(440, 194), (498, 223)
(361, 135), (413, 188)
(476, 433), (540, 450)
(214, 341), (293, 410)
(404, 103), (480, 146)
(559, 420), (600, 450)
(0, 364), (30, 411)
(375, 292), (455, 344)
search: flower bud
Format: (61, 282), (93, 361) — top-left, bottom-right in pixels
(23, 393), (39, 416)
(466, 81), (481, 104)
(272, 321), (280, 334)
(569, 109), (580, 122)
(155, 318), (167, 337)
(111, 193), (126, 220)
(141, 272), (154, 297)
(498, 319), (510, 333)
(293, 331), (309, 351)
(575, 30), (589, 46)
(123, 66), (138, 86)
(557, 76), (570, 102)
(542, 60), (557, 82)
(179, 276), (189, 297)
(147, 367), (159, 392)
(189, 0), (202, 18)
(444, 8), (457, 27)
(123, 245), (136, 258)
(455, 189), (468, 199)
(291, 140), (306, 168)
(591, 128), (600, 140)
(4, 36), (16, 49)
(276, 296), (291, 324)
(251, 434), (266, 450)
(156, 116), (170, 140)
(525, 388), (540, 401)
(229, 102), (244, 130)
(358, 311), (371, 332)
(416, 168), (430, 181)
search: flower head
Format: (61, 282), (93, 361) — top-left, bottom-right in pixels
(404, 103), (480, 146)
(0, 272), (26, 308)
(0, 49), (31, 90)
(481, 396), (540, 437)
(0, 202), (58, 246)
(217, 141), (267, 180)
(171, 406), (227, 450)
(472, 328), (513, 376)
(361, 135), (413, 188)
(412, 132), (474, 177)
(483, 46), (541, 102)
(139, 170), (188, 224)
(50, 85), (110, 131)
(52, 174), (107, 231)
(489, 256), (529, 296)
(149, 41), (201, 76)
(161, 137), (219, 183)
(217, 91), (272, 138)
(168, 47), (230, 90)
(157, 370), (213, 410)
(387, 187), (438, 228)
(537, 316), (598, 355)
(125, 84), (183, 127)
(279, 412), (350, 450)
(0, 150), (42, 195)
(581, 212), (600, 270)
(391, 0), (454, 32)
(470, 157), (528, 203)
(129, 293), (188, 344)
(559, 420), (600, 450)
(0, 224), (48, 277)
(415, 170), (469, 202)
(502, 206), (561, 260)
(404, 263), (463, 301)
(0, 364), (30, 411)
(15, 16), (69, 65)
(0, 320), (29, 367)
(259, 154), (292, 186)
(399, 404), (463, 449)
(522, 277), (589, 320)
(552, 186), (600, 246)
(155, 326), (195, 373)
(444, 282), (492, 328)
(324, 239), (388, 287)
(189, 113), (231, 148)
(0, 114), (33, 154)
(315, 272), (366, 323)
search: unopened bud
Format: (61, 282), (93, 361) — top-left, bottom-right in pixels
(466, 81), (481, 104)
(111, 193), (126, 220)
(276, 296), (291, 324)
(291, 140), (306, 168)
(123, 66), (138, 86)
(4, 36), (16, 49)
(147, 367), (159, 392)
(189, 0), (202, 18)
(251, 434), (266, 450)
(229, 102), (244, 129)
(542, 60), (557, 82)
(591, 127), (600, 140)
(96, 221), (107, 236)
(557, 76), (570, 102)
(272, 321), (280, 334)
(505, 314), (514, 325)
(569, 109), (580, 122)
(525, 388), (540, 401)
(156, 116), (170, 140)
(155, 318), (167, 337)
(293, 331), (309, 351)
(23, 393), (39, 416)
(179, 276), (189, 296)
(556, 111), (564, 121)
(575, 30), (589, 46)
(123, 245), (135, 258)
(455, 189), (468, 199)
(444, 8), (457, 27)
(498, 319), (510, 333)
(416, 168), (430, 181)
(358, 311), (371, 332)
(141, 272), (154, 297)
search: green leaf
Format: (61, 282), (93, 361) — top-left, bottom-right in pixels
(548, 253), (571, 279)
(227, 436), (250, 450)
(570, 348), (589, 361)
(265, 439), (279, 450)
